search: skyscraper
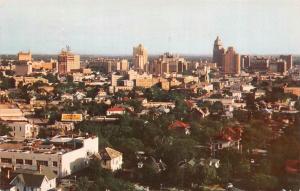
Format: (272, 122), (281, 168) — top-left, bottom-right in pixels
(58, 48), (80, 75)
(151, 53), (187, 75)
(279, 55), (293, 70)
(221, 47), (241, 75)
(133, 44), (148, 72)
(212, 36), (225, 67)
(241, 55), (251, 69)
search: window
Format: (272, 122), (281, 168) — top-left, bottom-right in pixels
(1, 158), (12, 164)
(19, 127), (21, 131)
(53, 171), (58, 175)
(16, 159), (23, 164)
(37, 160), (48, 166)
(25, 160), (32, 165)
(53, 161), (57, 167)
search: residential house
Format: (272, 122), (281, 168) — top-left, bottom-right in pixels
(99, 147), (123, 172)
(9, 166), (57, 191)
(106, 107), (126, 116)
(212, 127), (242, 153)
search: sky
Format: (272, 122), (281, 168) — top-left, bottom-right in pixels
(0, 0), (300, 55)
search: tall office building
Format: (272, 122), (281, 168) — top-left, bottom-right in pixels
(241, 55), (251, 69)
(280, 55), (293, 70)
(221, 47), (241, 75)
(58, 48), (80, 75)
(133, 44), (148, 72)
(117, 59), (129, 71)
(212, 36), (225, 67)
(151, 53), (187, 75)
(18, 51), (32, 62)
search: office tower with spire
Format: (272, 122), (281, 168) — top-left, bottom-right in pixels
(212, 36), (225, 67)
(133, 44), (148, 72)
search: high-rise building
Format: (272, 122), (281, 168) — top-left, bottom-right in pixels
(221, 47), (240, 75)
(133, 44), (148, 72)
(58, 49), (80, 75)
(212, 36), (225, 67)
(280, 55), (293, 70)
(241, 55), (251, 69)
(18, 51), (32, 62)
(269, 59), (287, 74)
(117, 59), (129, 71)
(15, 62), (32, 76)
(151, 53), (187, 75)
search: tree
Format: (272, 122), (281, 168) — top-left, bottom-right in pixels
(198, 164), (218, 185)
(250, 173), (279, 190)
(0, 123), (12, 136)
(209, 101), (224, 113)
(0, 77), (15, 89)
(75, 176), (91, 191)
(242, 120), (272, 151)
(127, 99), (143, 113)
(44, 73), (59, 83)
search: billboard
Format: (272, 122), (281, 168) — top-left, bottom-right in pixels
(61, 114), (83, 122)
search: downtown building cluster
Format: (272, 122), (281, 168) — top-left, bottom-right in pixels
(0, 37), (299, 190)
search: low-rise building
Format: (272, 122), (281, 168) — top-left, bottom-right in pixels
(106, 107), (126, 116)
(99, 147), (123, 172)
(0, 135), (99, 178)
(5, 122), (39, 140)
(8, 166), (57, 191)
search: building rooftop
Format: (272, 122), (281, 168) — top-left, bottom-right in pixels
(0, 135), (96, 155)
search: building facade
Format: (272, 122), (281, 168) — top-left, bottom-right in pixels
(221, 47), (241, 75)
(133, 44), (148, 72)
(58, 49), (80, 75)
(212, 36), (225, 67)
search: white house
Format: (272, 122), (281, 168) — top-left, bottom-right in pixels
(6, 122), (39, 140)
(99, 147), (123, 172)
(106, 107), (126, 116)
(9, 166), (57, 191)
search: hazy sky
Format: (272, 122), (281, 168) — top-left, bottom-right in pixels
(0, 0), (299, 55)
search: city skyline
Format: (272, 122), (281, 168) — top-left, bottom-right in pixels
(0, 0), (300, 55)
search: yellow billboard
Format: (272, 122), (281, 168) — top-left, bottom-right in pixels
(61, 114), (83, 122)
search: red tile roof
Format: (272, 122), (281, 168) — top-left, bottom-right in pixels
(215, 127), (242, 142)
(168, 120), (190, 129)
(107, 107), (126, 112)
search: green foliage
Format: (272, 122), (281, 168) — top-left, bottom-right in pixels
(0, 123), (12, 136)
(242, 120), (272, 150)
(43, 73), (59, 83)
(126, 99), (143, 113)
(250, 173), (279, 190)
(75, 176), (91, 191)
(88, 159), (135, 191)
(0, 77), (15, 89)
(209, 101), (224, 113)
(199, 164), (219, 185)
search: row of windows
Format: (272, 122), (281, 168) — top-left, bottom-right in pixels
(1, 158), (58, 167)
